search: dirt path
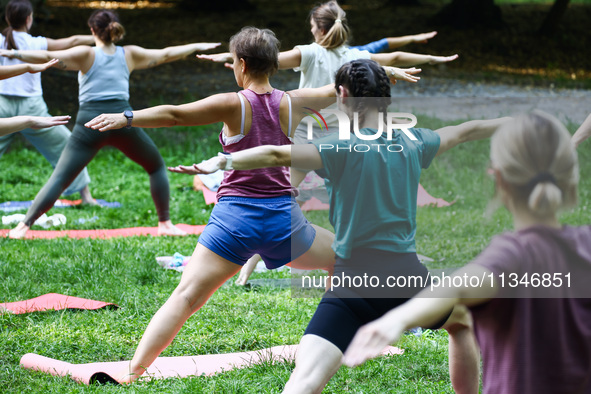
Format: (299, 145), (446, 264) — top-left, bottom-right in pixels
(389, 77), (591, 125)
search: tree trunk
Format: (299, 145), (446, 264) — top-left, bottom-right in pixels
(538, 0), (571, 36)
(430, 0), (504, 29)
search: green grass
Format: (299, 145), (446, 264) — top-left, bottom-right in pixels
(1, 115), (589, 393)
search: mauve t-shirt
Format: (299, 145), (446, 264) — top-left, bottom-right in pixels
(469, 225), (591, 394)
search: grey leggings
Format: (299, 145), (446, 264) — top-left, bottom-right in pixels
(23, 99), (170, 226)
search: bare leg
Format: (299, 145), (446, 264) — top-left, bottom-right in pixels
(236, 254), (260, 286)
(290, 224), (335, 273)
(442, 305), (480, 394)
(116, 243), (240, 383)
(282, 334), (342, 394)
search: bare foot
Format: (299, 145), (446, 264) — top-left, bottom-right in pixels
(113, 364), (144, 385)
(8, 222), (29, 239)
(157, 221), (187, 236)
(79, 185), (99, 206)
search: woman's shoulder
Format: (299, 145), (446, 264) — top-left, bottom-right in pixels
(296, 42), (324, 57)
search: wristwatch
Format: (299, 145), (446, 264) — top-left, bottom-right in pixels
(218, 152), (233, 170)
(123, 110), (133, 129)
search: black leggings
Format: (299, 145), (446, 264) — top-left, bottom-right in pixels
(304, 249), (450, 353)
(23, 99), (170, 226)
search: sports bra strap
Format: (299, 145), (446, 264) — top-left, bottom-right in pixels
(237, 92), (246, 136)
(286, 93), (294, 139)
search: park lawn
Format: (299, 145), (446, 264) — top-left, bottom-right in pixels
(1, 116), (589, 393)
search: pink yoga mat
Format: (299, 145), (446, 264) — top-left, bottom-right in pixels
(0, 293), (117, 314)
(20, 345), (403, 385)
(0, 224), (205, 240)
(300, 197), (330, 211)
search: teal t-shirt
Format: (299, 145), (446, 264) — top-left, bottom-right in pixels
(312, 127), (440, 259)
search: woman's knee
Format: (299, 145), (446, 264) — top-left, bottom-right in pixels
(171, 281), (210, 313)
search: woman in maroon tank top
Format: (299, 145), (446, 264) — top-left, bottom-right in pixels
(86, 26), (339, 384)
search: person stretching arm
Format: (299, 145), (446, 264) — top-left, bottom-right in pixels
(0, 58), (58, 79)
(0, 115), (70, 137)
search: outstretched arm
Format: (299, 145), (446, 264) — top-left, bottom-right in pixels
(436, 117), (512, 156)
(278, 48), (303, 69)
(0, 59), (59, 80)
(342, 264), (497, 368)
(0, 46), (93, 72)
(371, 51), (458, 67)
(46, 35), (94, 50)
(168, 144), (323, 175)
(572, 113), (591, 148)
(85, 93), (236, 131)
(126, 42), (221, 71)
(385, 31), (438, 49)
(0, 115), (70, 137)
(197, 47), (303, 70)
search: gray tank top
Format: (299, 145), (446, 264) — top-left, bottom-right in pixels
(78, 46), (130, 104)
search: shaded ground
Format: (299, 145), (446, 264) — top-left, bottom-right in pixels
(23, 1), (591, 117)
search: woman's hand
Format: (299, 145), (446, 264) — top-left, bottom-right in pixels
(412, 31), (437, 44)
(342, 318), (405, 368)
(428, 54), (458, 65)
(0, 49), (17, 59)
(168, 156), (223, 175)
(196, 52), (233, 69)
(384, 67), (421, 84)
(28, 59), (60, 73)
(30, 115), (71, 129)
(85, 113), (127, 132)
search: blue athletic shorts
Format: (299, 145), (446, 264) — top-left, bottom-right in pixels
(198, 196), (317, 269)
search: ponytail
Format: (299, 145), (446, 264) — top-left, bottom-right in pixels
(490, 111), (579, 217)
(2, 27), (17, 50)
(311, 1), (349, 49)
(2, 0), (33, 50)
(107, 21), (125, 43)
(528, 181), (563, 216)
(87, 9), (125, 44)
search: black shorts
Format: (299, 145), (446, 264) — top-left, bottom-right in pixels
(304, 248), (451, 353)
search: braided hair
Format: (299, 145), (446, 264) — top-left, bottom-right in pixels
(334, 59), (391, 129)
